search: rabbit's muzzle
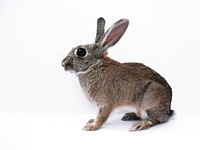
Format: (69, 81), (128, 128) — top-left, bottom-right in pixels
(62, 56), (73, 71)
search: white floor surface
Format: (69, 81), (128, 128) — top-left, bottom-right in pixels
(0, 112), (199, 150)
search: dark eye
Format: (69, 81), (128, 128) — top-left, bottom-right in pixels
(76, 48), (87, 57)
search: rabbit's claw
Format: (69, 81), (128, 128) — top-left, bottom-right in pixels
(86, 119), (95, 124)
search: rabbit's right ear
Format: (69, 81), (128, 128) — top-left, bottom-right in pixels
(99, 19), (129, 51)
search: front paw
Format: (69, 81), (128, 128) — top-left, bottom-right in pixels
(83, 119), (99, 131)
(83, 124), (99, 131)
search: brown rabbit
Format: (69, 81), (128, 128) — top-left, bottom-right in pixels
(62, 17), (173, 131)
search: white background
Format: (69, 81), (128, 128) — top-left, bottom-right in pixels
(0, 0), (200, 149)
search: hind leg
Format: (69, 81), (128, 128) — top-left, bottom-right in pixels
(121, 112), (140, 121)
(129, 107), (171, 131)
(129, 81), (172, 131)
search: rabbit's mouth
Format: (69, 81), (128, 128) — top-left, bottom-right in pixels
(64, 65), (74, 72)
(63, 63), (74, 72)
(62, 57), (74, 72)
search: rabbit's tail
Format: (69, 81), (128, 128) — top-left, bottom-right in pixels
(169, 110), (175, 117)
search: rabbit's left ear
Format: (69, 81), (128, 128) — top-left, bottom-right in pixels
(99, 19), (129, 50)
(95, 17), (105, 43)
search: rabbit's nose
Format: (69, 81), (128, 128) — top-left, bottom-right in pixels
(62, 57), (72, 67)
(62, 61), (65, 67)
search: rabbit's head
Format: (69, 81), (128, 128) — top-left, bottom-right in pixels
(62, 17), (129, 74)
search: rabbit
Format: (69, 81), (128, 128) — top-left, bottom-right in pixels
(62, 17), (173, 131)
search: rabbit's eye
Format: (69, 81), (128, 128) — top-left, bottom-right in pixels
(76, 48), (87, 57)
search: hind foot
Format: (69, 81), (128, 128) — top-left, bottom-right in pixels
(129, 120), (157, 131)
(121, 112), (140, 121)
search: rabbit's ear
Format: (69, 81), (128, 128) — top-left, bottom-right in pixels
(99, 19), (129, 50)
(95, 17), (105, 43)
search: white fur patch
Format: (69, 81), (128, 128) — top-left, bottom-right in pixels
(75, 69), (89, 76)
(75, 60), (101, 77)
(140, 110), (149, 120)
